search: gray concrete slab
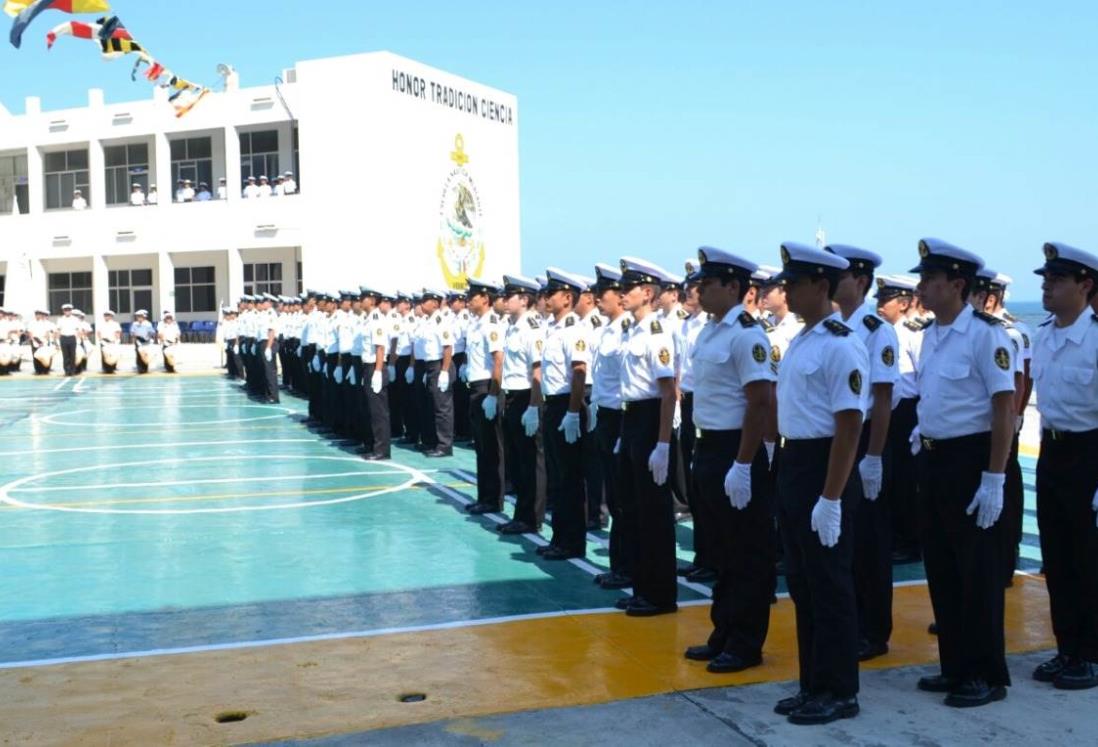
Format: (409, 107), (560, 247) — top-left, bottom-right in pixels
(259, 650), (1098, 746)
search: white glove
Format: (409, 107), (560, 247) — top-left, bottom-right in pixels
(387, 364), (396, 383)
(648, 442), (670, 485)
(859, 454), (883, 501)
(482, 394), (498, 420)
(764, 440), (776, 466)
(1014, 415), (1024, 434)
(296, 345), (303, 357)
(422, 372), (428, 386)
(233, 344), (240, 356)
(264, 347), (272, 363)
(909, 426), (922, 456)
(322, 366), (328, 380)
(613, 438), (621, 455)
(438, 370), (451, 393)
(672, 401), (682, 431)
(312, 354), (320, 372)
(521, 406), (540, 437)
(405, 367), (415, 385)
(1092, 487), (1098, 528)
(348, 366), (357, 386)
(459, 364), (469, 382)
(811, 497), (842, 548)
(587, 402), (598, 433)
(371, 370), (382, 394)
(560, 411), (581, 444)
(724, 461), (752, 510)
(966, 471), (1005, 529)
(334, 366), (343, 384)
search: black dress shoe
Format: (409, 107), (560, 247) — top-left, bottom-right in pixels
(542, 546), (583, 561)
(361, 453), (390, 461)
(944, 679), (1007, 708)
(1033, 653), (1072, 683)
(598, 571), (632, 590)
(614, 595), (635, 610)
(465, 503), (499, 515)
(917, 674), (957, 693)
(677, 561), (698, 577)
(686, 567), (717, 583)
(425, 448), (453, 457)
(625, 598), (677, 617)
(707, 652), (762, 674)
(497, 520), (533, 535)
(927, 622), (938, 635)
(1054, 659), (1098, 690)
(858, 640), (889, 662)
(787, 693), (859, 725)
(535, 544), (553, 556)
(774, 691), (810, 716)
(594, 572), (612, 585)
(684, 644), (721, 662)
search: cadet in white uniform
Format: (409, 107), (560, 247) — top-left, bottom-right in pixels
(615, 258), (679, 616)
(448, 293), (473, 442)
(498, 274), (546, 534)
(771, 242), (868, 726)
(257, 295), (280, 403)
(530, 268), (592, 560)
(412, 288), (455, 457)
(463, 278), (506, 513)
(589, 264), (632, 589)
(391, 291), (417, 443)
(681, 247), (776, 674)
(158, 311), (181, 373)
(1030, 242), (1098, 690)
(827, 244), (900, 663)
(909, 238), (1015, 708)
(360, 287), (392, 460)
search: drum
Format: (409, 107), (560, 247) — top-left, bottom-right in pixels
(138, 344), (153, 367)
(101, 343), (119, 367)
(0, 343), (11, 367)
(163, 345), (177, 369)
(74, 342), (86, 367)
(34, 345), (55, 368)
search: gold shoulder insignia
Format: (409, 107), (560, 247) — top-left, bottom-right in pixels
(676, 308), (688, 319)
(823, 319), (852, 337)
(738, 311), (757, 327)
(650, 319), (663, 334)
(862, 315), (882, 332)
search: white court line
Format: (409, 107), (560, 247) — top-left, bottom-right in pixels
(4, 438), (317, 457)
(446, 468), (713, 599)
(37, 403), (294, 427)
(13, 468), (423, 493)
(73, 377), (87, 393)
(51, 378), (71, 392)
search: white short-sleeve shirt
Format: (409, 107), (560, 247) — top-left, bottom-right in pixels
(691, 306), (776, 430)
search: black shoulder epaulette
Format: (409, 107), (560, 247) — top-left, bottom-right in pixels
(565, 315), (576, 328)
(621, 318), (632, 332)
(590, 316), (602, 328)
(435, 315), (442, 324)
(795, 314), (804, 323)
(676, 308), (688, 320)
(1038, 317), (1053, 327)
(823, 319), (852, 336)
(489, 313), (498, 324)
(760, 318), (775, 332)
(527, 316), (540, 330)
(1004, 311), (1018, 323)
(1093, 313), (1098, 324)
(903, 320), (922, 332)
(862, 315), (882, 332)
(973, 310), (1003, 325)
(650, 319), (663, 334)
(738, 311), (757, 328)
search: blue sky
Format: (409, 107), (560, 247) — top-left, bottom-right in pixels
(3, 1), (1096, 300)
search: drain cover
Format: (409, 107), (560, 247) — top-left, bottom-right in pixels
(398, 693), (427, 703)
(215, 711), (249, 724)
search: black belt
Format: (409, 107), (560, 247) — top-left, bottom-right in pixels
(1043, 427), (1098, 442)
(695, 427), (739, 440)
(622, 397), (660, 412)
(545, 393), (571, 403)
(919, 431), (989, 451)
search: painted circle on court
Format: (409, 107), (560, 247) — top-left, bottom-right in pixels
(0, 455), (427, 515)
(37, 404), (295, 427)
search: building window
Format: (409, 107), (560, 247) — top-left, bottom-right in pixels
(47, 271), (93, 314)
(0, 153), (29, 215)
(243, 262), (282, 296)
(108, 269), (153, 315)
(169, 137), (213, 195)
(240, 130), (279, 181)
(0, 274), (5, 307)
(292, 126), (299, 189)
(174, 266), (216, 313)
(105, 143), (150, 205)
(44, 149), (90, 210)
(296, 261), (302, 295)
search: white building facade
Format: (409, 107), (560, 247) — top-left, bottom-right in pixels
(0, 51), (521, 324)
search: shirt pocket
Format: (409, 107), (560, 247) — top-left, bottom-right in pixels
(626, 337), (649, 360)
(939, 363), (969, 381)
(1061, 366), (1095, 386)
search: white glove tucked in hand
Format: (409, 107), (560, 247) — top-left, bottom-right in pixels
(348, 366), (357, 386)
(811, 497), (842, 548)
(482, 394), (498, 421)
(859, 454), (883, 501)
(264, 347), (272, 363)
(967, 471), (1005, 529)
(296, 345), (303, 357)
(459, 364), (469, 382)
(521, 406), (540, 437)
(371, 370), (383, 394)
(587, 402), (598, 433)
(764, 440), (776, 466)
(1092, 487), (1098, 528)
(438, 370), (450, 393)
(724, 461), (753, 510)
(334, 366), (343, 384)
(648, 442), (670, 485)
(388, 364), (396, 383)
(559, 411), (581, 444)
(312, 354), (320, 372)
(613, 437), (621, 455)
(672, 401), (682, 431)
(405, 367), (415, 385)
(909, 426), (922, 456)
(1015, 415), (1024, 434)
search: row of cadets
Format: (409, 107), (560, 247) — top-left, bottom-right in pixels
(577, 276), (608, 531)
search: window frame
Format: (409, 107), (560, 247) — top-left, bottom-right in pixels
(43, 149), (90, 211)
(173, 265), (217, 313)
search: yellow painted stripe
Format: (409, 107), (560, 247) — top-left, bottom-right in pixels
(0, 575), (1055, 744)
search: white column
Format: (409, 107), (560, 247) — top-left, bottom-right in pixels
(88, 138), (106, 210)
(155, 251), (174, 317)
(92, 254), (109, 319)
(278, 121), (293, 181)
(227, 248), (244, 302)
(26, 146), (43, 215)
(223, 125), (241, 201)
(153, 131), (172, 209)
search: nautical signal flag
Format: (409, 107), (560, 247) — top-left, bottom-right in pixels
(6, 0), (111, 48)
